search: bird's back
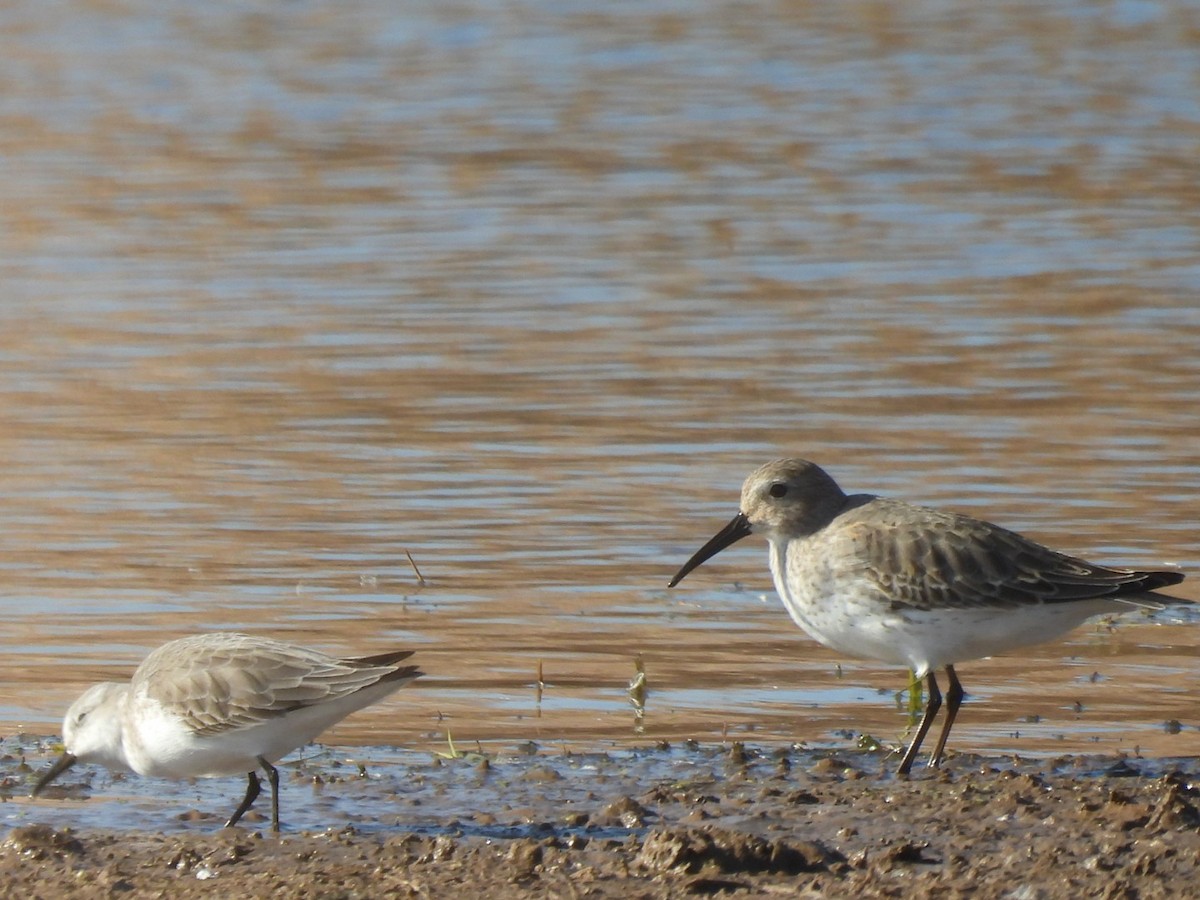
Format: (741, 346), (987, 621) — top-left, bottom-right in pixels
(821, 496), (1185, 612)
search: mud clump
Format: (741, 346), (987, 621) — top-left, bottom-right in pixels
(595, 795), (652, 828)
(4, 824), (85, 860)
(638, 826), (838, 875)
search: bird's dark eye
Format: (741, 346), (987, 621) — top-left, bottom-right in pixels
(768, 482), (788, 499)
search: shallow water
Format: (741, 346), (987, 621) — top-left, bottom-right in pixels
(0, 0), (1198, 813)
(12, 737), (1200, 837)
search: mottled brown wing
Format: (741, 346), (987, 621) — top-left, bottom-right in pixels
(844, 500), (1184, 612)
(134, 633), (419, 737)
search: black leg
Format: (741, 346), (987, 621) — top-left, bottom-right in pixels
(226, 771), (261, 828)
(259, 756), (280, 833)
(897, 670), (942, 776)
(927, 665), (964, 769)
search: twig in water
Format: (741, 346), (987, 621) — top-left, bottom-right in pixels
(404, 550), (427, 586)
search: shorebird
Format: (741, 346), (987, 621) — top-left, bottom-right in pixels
(32, 633), (422, 830)
(668, 458), (1187, 774)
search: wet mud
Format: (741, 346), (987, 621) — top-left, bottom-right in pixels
(7, 739), (1200, 898)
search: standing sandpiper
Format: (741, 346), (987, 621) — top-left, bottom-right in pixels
(668, 458), (1188, 774)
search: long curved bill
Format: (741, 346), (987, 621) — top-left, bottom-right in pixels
(668, 512), (752, 587)
(31, 751), (78, 797)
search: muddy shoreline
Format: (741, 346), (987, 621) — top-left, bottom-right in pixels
(6, 740), (1200, 897)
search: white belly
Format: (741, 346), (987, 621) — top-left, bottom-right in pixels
(767, 541), (1121, 676)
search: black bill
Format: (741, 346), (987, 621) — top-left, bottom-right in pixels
(31, 751), (78, 797)
(667, 512), (753, 587)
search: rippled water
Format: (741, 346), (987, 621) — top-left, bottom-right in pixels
(1, 0), (1198, 799)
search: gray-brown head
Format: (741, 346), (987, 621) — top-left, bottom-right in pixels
(737, 458), (849, 541)
(668, 458), (849, 587)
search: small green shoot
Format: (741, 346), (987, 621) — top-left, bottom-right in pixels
(431, 730), (489, 764)
(432, 730), (463, 760)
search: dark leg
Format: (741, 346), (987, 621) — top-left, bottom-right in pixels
(897, 671), (942, 776)
(927, 665), (965, 769)
(226, 771), (261, 828)
(259, 756), (281, 833)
